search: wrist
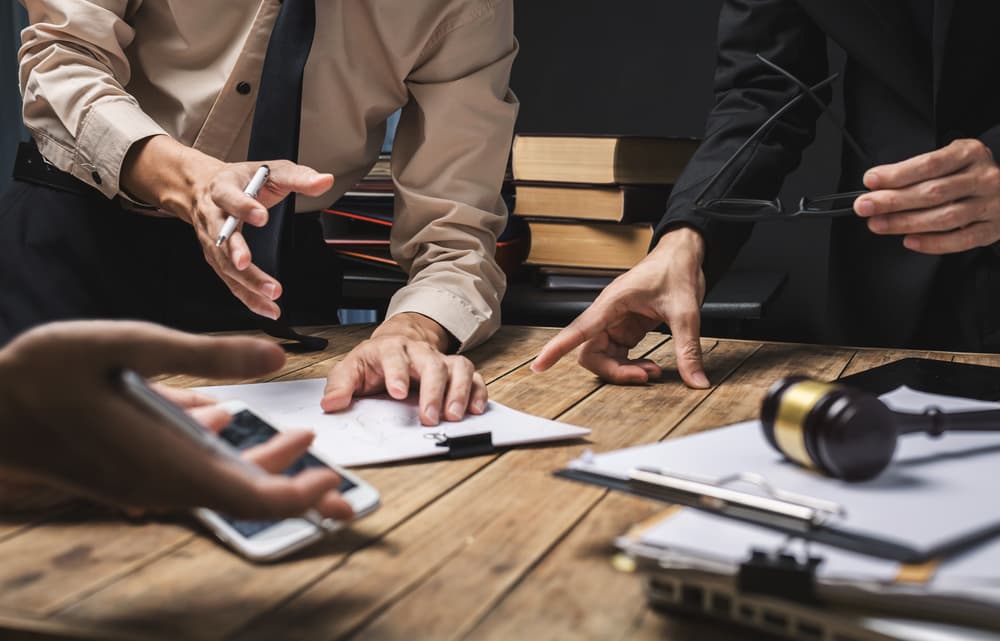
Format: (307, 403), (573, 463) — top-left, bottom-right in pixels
(654, 225), (705, 264)
(372, 312), (453, 352)
(121, 135), (225, 223)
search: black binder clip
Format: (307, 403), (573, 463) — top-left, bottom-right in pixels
(426, 432), (494, 459)
(737, 548), (823, 605)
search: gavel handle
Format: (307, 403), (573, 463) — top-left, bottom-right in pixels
(894, 407), (1000, 437)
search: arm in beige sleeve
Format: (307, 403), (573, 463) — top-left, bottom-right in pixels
(386, 0), (519, 352)
(19, 0), (166, 198)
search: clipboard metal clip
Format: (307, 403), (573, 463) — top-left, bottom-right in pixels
(628, 467), (847, 532)
(425, 432), (494, 459)
(737, 547), (824, 605)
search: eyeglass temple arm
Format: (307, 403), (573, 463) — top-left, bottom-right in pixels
(695, 73), (840, 208)
(755, 54), (875, 168)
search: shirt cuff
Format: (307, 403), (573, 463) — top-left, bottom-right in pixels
(384, 284), (499, 353)
(72, 98), (167, 199)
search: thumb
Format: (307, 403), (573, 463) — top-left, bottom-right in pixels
(78, 321), (286, 379)
(270, 160), (334, 198)
(666, 310), (709, 389)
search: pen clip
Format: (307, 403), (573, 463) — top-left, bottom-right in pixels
(628, 467), (845, 529)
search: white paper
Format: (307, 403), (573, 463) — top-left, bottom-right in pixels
(197, 378), (590, 466)
(572, 386), (1000, 556)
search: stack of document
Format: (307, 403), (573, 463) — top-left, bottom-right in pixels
(558, 386), (1000, 640)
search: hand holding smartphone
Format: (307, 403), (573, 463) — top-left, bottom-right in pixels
(117, 370), (380, 561)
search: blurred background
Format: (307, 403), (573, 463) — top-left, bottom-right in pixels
(0, 1), (849, 345)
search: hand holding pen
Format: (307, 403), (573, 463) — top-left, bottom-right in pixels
(191, 158), (334, 320)
(216, 165), (270, 246)
(117, 137), (334, 321)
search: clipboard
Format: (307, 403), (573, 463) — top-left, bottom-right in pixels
(556, 360), (1000, 563)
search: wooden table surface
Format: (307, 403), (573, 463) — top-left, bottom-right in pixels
(2, 325), (997, 641)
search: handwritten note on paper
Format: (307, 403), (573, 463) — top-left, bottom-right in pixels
(197, 378), (590, 466)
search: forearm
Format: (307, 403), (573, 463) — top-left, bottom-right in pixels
(19, 0), (167, 198)
(121, 135), (224, 221)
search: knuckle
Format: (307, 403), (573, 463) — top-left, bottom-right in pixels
(940, 204), (966, 229)
(922, 155), (941, 175)
(983, 166), (1000, 186)
(679, 340), (703, 361)
(923, 182), (945, 202)
(969, 139), (990, 160)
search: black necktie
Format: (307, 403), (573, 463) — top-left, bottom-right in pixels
(244, 0), (327, 352)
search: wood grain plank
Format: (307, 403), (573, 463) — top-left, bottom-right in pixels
(229, 339), (757, 641)
(462, 493), (659, 641)
(463, 325), (561, 382)
(839, 348), (951, 378)
(0, 510), (191, 616)
(951, 351), (1000, 367)
(0, 609), (160, 641)
(49, 328), (628, 641)
(667, 343), (855, 439)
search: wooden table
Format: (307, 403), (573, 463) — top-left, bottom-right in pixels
(1, 326), (997, 641)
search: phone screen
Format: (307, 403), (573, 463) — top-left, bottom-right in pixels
(217, 409), (356, 537)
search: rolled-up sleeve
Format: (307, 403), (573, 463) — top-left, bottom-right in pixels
(19, 0), (167, 198)
(386, 0), (519, 352)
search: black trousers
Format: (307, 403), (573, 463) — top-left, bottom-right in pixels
(0, 181), (342, 346)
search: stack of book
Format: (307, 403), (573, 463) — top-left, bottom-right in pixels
(323, 154), (529, 283)
(511, 134), (698, 290)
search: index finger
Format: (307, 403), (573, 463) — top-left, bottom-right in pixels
(531, 301), (619, 372)
(212, 181), (269, 228)
(865, 140), (982, 190)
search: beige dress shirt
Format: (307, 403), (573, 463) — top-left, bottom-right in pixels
(18, 0), (519, 350)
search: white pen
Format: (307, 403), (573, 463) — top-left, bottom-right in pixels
(215, 164), (270, 247)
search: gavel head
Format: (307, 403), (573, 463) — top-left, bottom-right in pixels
(760, 376), (899, 481)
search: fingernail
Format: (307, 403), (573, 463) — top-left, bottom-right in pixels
(389, 383), (407, 398)
(472, 399), (487, 414)
(904, 236), (920, 251)
(692, 371), (710, 388)
(425, 406), (440, 425)
(864, 170), (880, 188)
(262, 283), (278, 299)
(447, 402), (464, 420)
(856, 199), (875, 217)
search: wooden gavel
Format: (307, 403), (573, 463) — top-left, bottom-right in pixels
(760, 376), (1000, 481)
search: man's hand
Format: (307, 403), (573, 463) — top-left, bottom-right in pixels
(855, 139), (1000, 254)
(0, 321), (352, 521)
(531, 227), (710, 388)
(321, 313), (487, 426)
(122, 136), (335, 320)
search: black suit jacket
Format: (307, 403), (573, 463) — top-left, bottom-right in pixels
(658, 0), (1000, 350)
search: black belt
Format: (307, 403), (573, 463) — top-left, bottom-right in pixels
(11, 141), (329, 353)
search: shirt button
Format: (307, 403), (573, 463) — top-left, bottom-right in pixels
(237, 81), (252, 95)
(91, 171), (102, 185)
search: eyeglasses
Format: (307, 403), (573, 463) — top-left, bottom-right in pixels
(694, 54), (874, 221)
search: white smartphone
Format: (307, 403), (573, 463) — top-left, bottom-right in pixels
(116, 370), (380, 562)
(194, 400), (381, 561)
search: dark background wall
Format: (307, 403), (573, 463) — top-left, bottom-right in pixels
(511, 0), (845, 344)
